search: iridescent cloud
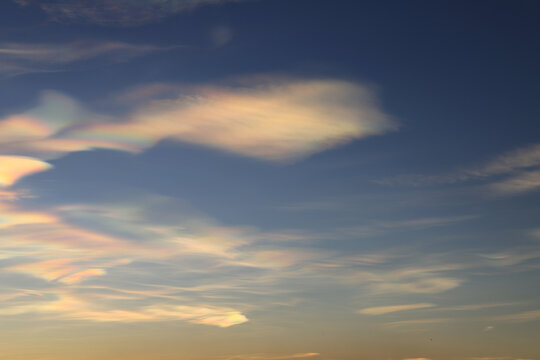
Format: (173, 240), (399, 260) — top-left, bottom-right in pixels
(358, 303), (436, 315)
(0, 156), (52, 187)
(0, 78), (396, 187)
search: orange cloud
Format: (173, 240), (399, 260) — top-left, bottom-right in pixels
(0, 200), (57, 229)
(0, 155), (52, 187)
(5, 256), (109, 284)
(58, 268), (106, 284)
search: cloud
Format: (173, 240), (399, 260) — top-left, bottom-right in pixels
(377, 143), (540, 194)
(467, 358), (533, 360)
(435, 302), (521, 312)
(223, 353), (321, 360)
(0, 41), (175, 76)
(371, 277), (462, 294)
(13, 0), (247, 26)
(479, 249), (540, 267)
(494, 310), (540, 323)
(0, 290), (248, 327)
(211, 25), (234, 47)
(386, 318), (449, 327)
(0, 156), (52, 187)
(351, 263), (465, 295)
(75, 78), (396, 162)
(358, 303), (435, 315)
(0, 77), (396, 187)
(488, 169), (540, 194)
(403, 358), (432, 360)
(0, 194), (329, 326)
(483, 325), (494, 332)
(340, 215), (477, 238)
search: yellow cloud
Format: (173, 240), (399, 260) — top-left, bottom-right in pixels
(0, 289), (248, 327)
(358, 303), (435, 315)
(224, 353), (320, 360)
(0, 200), (57, 229)
(0, 155), (52, 187)
(58, 268), (106, 284)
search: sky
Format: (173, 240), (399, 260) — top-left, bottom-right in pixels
(0, 1), (539, 359)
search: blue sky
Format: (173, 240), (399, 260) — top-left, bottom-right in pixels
(0, 1), (539, 360)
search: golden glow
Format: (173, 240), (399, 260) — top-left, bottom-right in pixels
(358, 303), (436, 315)
(0, 155), (52, 187)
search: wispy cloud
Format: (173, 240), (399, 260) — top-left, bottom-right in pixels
(339, 215), (477, 238)
(0, 193), (328, 326)
(357, 303), (435, 315)
(0, 40), (175, 76)
(0, 290), (248, 327)
(386, 318), (449, 327)
(435, 302), (521, 312)
(467, 357), (533, 360)
(488, 169), (540, 195)
(377, 143), (540, 195)
(222, 353), (321, 360)
(494, 309), (540, 323)
(13, 0), (248, 27)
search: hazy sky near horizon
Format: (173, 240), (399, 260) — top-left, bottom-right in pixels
(1, 1), (540, 360)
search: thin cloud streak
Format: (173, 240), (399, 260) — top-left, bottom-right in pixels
(13, 0), (249, 26)
(222, 353), (321, 360)
(377, 143), (540, 195)
(488, 169), (540, 195)
(494, 309), (540, 323)
(358, 303), (435, 315)
(0, 41), (176, 76)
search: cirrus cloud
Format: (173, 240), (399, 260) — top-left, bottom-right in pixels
(13, 0), (249, 26)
